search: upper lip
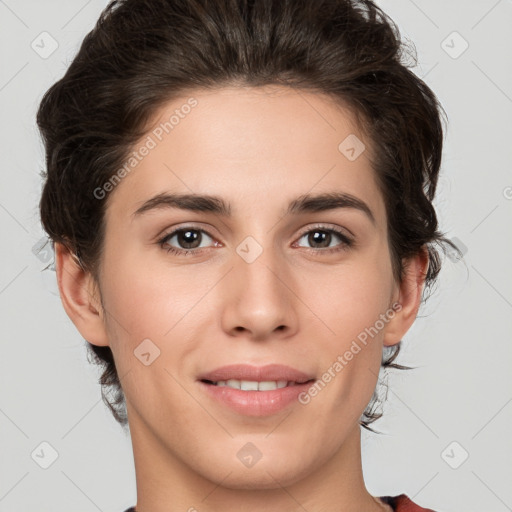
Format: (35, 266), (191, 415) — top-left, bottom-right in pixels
(197, 364), (316, 383)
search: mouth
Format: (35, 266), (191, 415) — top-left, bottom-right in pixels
(198, 378), (317, 416)
(200, 378), (315, 391)
(196, 364), (317, 416)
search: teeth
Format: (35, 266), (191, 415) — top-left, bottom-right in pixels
(214, 379), (290, 390)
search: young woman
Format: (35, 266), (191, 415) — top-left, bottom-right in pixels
(37, 0), (455, 510)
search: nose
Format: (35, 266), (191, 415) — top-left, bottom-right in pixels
(219, 243), (299, 341)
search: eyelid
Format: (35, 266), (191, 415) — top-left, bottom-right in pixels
(295, 222), (353, 240)
(155, 222), (217, 241)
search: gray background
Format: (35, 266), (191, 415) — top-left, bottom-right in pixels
(1, 1), (511, 511)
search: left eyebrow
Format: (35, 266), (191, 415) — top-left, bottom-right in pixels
(132, 191), (376, 225)
(287, 191), (375, 225)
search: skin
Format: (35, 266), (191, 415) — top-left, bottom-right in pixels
(56, 85), (428, 512)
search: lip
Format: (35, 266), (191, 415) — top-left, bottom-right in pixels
(197, 363), (315, 383)
(198, 380), (315, 416)
(196, 364), (316, 416)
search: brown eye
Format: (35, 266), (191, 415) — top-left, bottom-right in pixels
(158, 227), (216, 256)
(295, 226), (353, 253)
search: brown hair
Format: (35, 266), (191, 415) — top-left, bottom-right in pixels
(37, 0), (458, 432)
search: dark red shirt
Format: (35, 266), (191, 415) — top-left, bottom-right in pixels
(123, 494), (436, 511)
(380, 494), (436, 511)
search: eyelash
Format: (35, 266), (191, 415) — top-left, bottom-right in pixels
(157, 224), (354, 257)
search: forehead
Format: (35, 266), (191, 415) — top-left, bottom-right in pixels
(104, 85), (385, 226)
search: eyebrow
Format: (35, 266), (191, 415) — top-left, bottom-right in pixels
(132, 191), (375, 225)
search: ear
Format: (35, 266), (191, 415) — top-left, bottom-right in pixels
(54, 242), (109, 347)
(383, 247), (429, 347)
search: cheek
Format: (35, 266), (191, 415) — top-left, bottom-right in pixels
(97, 259), (201, 420)
(302, 255), (394, 415)
(99, 246), (203, 340)
(313, 254), (394, 338)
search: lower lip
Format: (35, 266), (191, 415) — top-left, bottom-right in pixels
(198, 380), (315, 416)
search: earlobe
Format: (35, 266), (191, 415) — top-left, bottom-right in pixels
(55, 242), (110, 347)
(383, 247), (429, 347)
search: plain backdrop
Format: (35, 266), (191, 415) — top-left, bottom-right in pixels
(0, 1), (511, 511)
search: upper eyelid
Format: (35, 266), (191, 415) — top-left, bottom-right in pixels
(158, 224), (216, 242)
(296, 223), (352, 238)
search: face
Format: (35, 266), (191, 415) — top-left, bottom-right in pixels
(92, 86), (402, 488)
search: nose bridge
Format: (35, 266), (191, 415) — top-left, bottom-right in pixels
(220, 231), (298, 337)
(235, 233), (288, 303)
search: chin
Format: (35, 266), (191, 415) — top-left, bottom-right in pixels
(198, 454), (313, 491)
(220, 469), (306, 491)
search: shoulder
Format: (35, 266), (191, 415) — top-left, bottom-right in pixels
(379, 494), (437, 511)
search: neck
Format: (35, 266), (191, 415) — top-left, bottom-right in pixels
(128, 411), (391, 512)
